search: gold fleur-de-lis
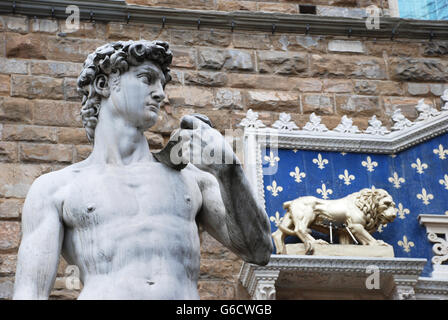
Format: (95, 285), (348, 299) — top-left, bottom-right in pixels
(312, 153), (329, 170)
(398, 235), (415, 253)
(445, 211), (448, 215)
(396, 203), (410, 219)
(266, 180), (283, 197)
(292, 149), (298, 153)
(264, 151), (280, 167)
(377, 224), (388, 233)
(341, 152), (347, 156)
(439, 174), (448, 190)
(433, 144), (448, 160)
(316, 183), (333, 199)
(388, 172), (405, 188)
(289, 166), (306, 183)
(411, 158), (428, 174)
(417, 188), (434, 205)
(362, 156), (378, 172)
(270, 211), (283, 227)
(338, 169), (355, 185)
(390, 154), (397, 158)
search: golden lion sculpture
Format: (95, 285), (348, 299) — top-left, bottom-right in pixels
(272, 187), (397, 255)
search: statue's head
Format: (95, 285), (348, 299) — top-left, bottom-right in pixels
(77, 40), (173, 141)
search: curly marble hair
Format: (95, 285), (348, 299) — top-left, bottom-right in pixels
(354, 187), (393, 233)
(77, 40), (173, 142)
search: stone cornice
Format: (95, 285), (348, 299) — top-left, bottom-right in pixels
(239, 255), (427, 299)
(240, 95), (448, 154)
(1, 0), (448, 40)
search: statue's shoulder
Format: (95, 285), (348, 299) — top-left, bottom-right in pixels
(28, 161), (86, 199)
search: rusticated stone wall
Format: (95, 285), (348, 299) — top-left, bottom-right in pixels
(127, 0), (388, 16)
(0, 4), (447, 299)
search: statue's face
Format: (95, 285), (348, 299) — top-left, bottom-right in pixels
(377, 193), (397, 224)
(109, 60), (166, 130)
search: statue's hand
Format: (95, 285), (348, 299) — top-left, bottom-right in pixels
(177, 114), (239, 174)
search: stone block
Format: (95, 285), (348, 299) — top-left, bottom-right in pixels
(2, 124), (58, 143)
(33, 100), (82, 127)
(389, 57), (448, 82)
(216, 0), (257, 11)
(257, 51), (307, 75)
(167, 85), (214, 108)
(215, 88), (243, 110)
(184, 71), (228, 87)
(0, 163), (52, 198)
(246, 90), (300, 111)
(0, 74), (10, 95)
(258, 2), (298, 14)
(0, 198), (23, 218)
(3, 16), (28, 33)
(30, 61), (82, 78)
(423, 41), (448, 56)
(171, 47), (197, 69)
(30, 18), (59, 34)
(302, 94), (334, 115)
(171, 29), (231, 48)
(75, 145), (93, 162)
(56, 127), (89, 145)
(0, 97), (33, 123)
(323, 79), (353, 93)
(328, 40), (365, 53)
(6, 33), (47, 60)
(232, 33), (272, 50)
(336, 95), (381, 117)
(19, 143), (73, 163)
(0, 222), (21, 250)
(0, 57), (28, 74)
(11, 75), (64, 100)
(272, 35), (326, 52)
(407, 83), (430, 96)
(0, 142), (18, 162)
(198, 48), (254, 72)
(353, 80), (403, 96)
(311, 54), (386, 79)
(0, 254), (17, 274)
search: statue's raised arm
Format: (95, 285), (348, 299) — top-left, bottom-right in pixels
(177, 115), (273, 265)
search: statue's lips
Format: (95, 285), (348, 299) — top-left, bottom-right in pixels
(145, 105), (159, 113)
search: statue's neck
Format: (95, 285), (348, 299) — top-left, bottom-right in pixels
(88, 104), (154, 166)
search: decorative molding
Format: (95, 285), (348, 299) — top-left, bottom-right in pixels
(365, 115), (390, 136)
(302, 113), (328, 133)
(416, 99), (440, 122)
(240, 96), (448, 154)
(415, 277), (448, 299)
(239, 255), (427, 300)
(272, 113), (299, 132)
(1, 0), (448, 40)
(239, 109), (266, 129)
(442, 89), (448, 111)
(333, 115), (361, 134)
(418, 214), (448, 279)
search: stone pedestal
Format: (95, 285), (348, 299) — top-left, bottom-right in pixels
(239, 255), (427, 300)
(285, 243), (394, 257)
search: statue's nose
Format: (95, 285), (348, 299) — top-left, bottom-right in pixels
(152, 90), (165, 103)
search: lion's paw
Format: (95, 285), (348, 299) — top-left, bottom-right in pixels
(375, 240), (390, 246)
(313, 239), (329, 245)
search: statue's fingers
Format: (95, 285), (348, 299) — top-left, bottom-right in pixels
(180, 114), (212, 130)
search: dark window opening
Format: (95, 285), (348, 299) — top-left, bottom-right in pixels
(299, 5), (317, 15)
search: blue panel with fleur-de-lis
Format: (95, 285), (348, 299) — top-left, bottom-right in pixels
(263, 132), (448, 277)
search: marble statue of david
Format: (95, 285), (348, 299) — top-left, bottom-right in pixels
(13, 40), (273, 299)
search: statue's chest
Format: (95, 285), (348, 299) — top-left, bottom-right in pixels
(62, 166), (199, 228)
